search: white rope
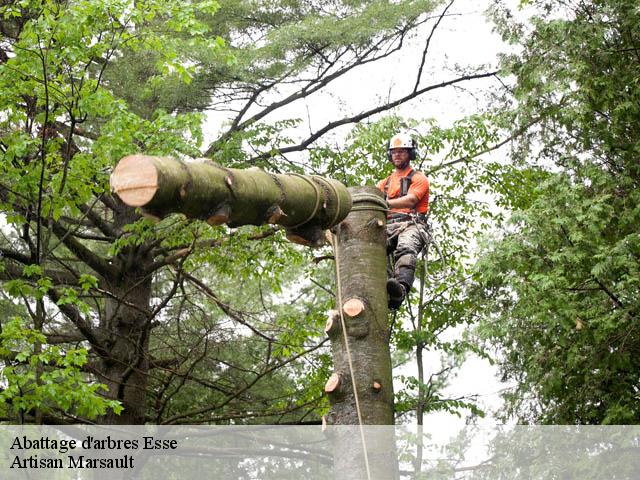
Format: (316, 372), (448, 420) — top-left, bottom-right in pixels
(332, 230), (372, 480)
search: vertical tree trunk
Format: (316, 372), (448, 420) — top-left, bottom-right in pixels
(98, 280), (151, 424)
(98, 203), (152, 425)
(324, 186), (398, 479)
(415, 260), (427, 475)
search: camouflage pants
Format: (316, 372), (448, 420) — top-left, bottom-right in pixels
(386, 220), (428, 290)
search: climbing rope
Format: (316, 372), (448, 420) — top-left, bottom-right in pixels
(288, 173), (323, 229)
(332, 229), (372, 480)
(314, 176), (343, 227)
(411, 197), (447, 282)
(350, 192), (389, 214)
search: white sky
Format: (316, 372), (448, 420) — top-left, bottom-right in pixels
(202, 1), (508, 146)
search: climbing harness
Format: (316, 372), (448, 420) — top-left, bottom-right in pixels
(385, 209), (447, 303)
(382, 169), (418, 211)
(415, 198), (446, 283)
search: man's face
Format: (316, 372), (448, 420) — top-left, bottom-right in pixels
(390, 148), (411, 169)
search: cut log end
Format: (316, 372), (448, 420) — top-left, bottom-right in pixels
(324, 373), (341, 393)
(372, 381), (382, 392)
(110, 155), (159, 207)
(376, 219), (385, 227)
(286, 233), (313, 246)
(343, 298), (365, 317)
(285, 225), (326, 248)
(285, 231), (324, 248)
(324, 318), (334, 334)
(324, 310), (340, 335)
(207, 214), (229, 226)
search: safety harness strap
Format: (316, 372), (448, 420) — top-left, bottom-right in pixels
(383, 169), (417, 212)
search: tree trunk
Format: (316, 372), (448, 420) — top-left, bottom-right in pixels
(98, 202), (153, 424)
(99, 279), (151, 424)
(109, 158), (397, 442)
(324, 186), (399, 479)
(110, 155), (352, 245)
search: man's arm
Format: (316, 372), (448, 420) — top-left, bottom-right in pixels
(387, 193), (419, 209)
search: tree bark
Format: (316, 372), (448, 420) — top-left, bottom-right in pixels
(98, 201), (153, 425)
(325, 187), (399, 479)
(110, 155), (352, 246)
(98, 279), (151, 424)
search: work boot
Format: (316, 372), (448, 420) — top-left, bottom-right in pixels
(386, 278), (406, 310)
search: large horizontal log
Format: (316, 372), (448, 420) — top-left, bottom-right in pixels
(110, 155), (352, 246)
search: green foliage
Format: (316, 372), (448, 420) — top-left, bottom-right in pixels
(475, 0), (640, 424)
(0, 318), (121, 420)
(145, 244), (331, 424)
(0, 0), (225, 422)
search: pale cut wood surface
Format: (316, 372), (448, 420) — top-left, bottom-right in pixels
(110, 155), (158, 207)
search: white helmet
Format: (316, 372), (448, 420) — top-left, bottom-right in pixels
(387, 132), (417, 160)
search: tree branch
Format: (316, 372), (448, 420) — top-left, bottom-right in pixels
(145, 226), (281, 275)
(182, 272), (275, 343)
(160, 338), (328, 424)
(249, 70), (499, 162)
(428, 115), (544, 175)
(0, 247), (32, 264)
(0, 258), (80, 285)
(50, 220), (117, 279)
(46, 287), (108, 358)
(206, 21), (421, 155)
(78, 201), (118, 238)
(413, 0), (456, 93)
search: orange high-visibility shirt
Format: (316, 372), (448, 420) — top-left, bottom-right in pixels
(377, 166), (429, 214)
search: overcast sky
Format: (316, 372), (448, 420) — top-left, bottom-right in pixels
(203, 0), (509, 151)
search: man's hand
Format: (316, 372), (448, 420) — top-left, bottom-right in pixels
(387, 193), (419, 209)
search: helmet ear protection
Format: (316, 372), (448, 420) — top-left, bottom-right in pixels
(387, 133), (417, 161)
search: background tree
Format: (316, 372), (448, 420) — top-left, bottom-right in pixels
(473, 0), (640, 424)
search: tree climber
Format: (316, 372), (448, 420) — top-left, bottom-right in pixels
(378, 132), (430, 310)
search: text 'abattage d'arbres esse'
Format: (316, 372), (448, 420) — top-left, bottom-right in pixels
(9, 435), (178, 469)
